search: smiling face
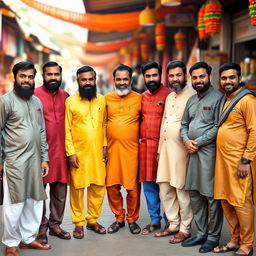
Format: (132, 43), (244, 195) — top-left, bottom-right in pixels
(168, 67), (186, 92)
(77, 71), (97, 99)
(191, 68), (211, 93)
(43, 66), (62, 91)
(114, 70), (132, 96)
(144, 68), (161, 93)
(220, 69), (241, 95)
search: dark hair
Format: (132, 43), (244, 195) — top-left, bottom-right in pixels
(12, 61), (37, 78)
(219, 62), (241, 77)
(166, 60), (186, 75)
(141, 61), (162, 77)
(42, 61), (62, 74)
(76, 66), (96, 77)
(113, 64), (132, 78)
(189, 61), (212, 75)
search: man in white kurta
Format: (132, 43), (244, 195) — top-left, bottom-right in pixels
(156, 61), (194, 243)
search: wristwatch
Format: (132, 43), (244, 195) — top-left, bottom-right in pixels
(241, 157), (251, 164)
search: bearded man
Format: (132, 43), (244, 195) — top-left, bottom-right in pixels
(34, 62), (70, 243)
(105, 64), (142, 235)
(65, 66), (107, 239)
(0, 61), (51, 256)
(155, 61), (194, 243)
(180, 62), (223, 253)
(139, 61), (170, 235)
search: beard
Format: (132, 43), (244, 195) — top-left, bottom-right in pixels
(169, 80), (186, 92)
(79, 84), (97, 100)
(115, 84), (131, 96)
(222, 82), (242, 95)
(145, 80), (161, 93)
(14, 81), (35, 99)
(192, 80), (211, 93)
(44, 79), (62, 92)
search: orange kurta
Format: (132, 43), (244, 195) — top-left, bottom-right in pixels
(214, 88), (256, 207)
(105, 90), (141, 190)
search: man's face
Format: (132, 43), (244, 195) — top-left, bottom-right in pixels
(114, 70), (132, 96)
(43, 66), (62, 91)
(77, 71), (97, 100)
(220, 69), (241, 95)
(168, 67), (186, 92)
(14, 69), (35, 99)
(191, 68), (211, 93)
(144, 68), (161, 93)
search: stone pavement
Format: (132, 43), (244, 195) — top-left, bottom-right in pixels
(0, 188), (255, 256)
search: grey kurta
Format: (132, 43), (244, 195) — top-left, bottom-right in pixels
(0, 91), (48, 203)
(180, 87), (223, 197)
(157, 86), (195, 188)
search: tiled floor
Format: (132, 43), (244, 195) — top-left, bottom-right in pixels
(0, 187), (255, 256)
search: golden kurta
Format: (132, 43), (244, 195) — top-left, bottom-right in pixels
(105, 90), (141, 189)
(65, 92), (106, 188)
(214, 89), (256, 207)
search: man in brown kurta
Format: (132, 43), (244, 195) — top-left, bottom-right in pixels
(214, 63), (256, 256)
(105, 64), (142, 234)
(0, 61), (51, 256)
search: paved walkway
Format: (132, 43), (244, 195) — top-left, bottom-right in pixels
(0, 188), (255, 256)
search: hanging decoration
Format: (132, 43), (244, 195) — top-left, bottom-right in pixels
(174, 31), (185, 50)
(249, 0), (256, 26)
(204, 0), (222, 37)
(141, 42), (150, 63)
(132, 44), (140, 64)
(197, 5), (208, 40)
(139, 5), (156, 26)
(155, 23), (166, 51)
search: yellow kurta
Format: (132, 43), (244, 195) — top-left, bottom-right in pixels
(65, 92), (106, 188)
(214, 89), (256, 207)
(105, 90), (141, 189)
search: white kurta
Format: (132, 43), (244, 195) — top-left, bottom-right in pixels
(157, 86), (195, 189)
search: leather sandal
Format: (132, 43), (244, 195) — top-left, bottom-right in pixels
(49, 227), (71, 240)
(141, 223), (161, 235)
(169, 231), (191, 244)
(213, 244), (239, 253)
(73, 226), (84, 239)
(36, 231), (48, 244)
(86, 222), (106, 234)
(107, 221), (125, 234)
(5, 246), (20, 256)
(128, 222), (141, 235)
(19, 240), (51, 250)
(154, 228), (178, 237)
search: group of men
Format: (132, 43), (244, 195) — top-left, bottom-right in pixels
(0, 59), (255, 256)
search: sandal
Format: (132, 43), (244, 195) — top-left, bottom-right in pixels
(86, 222), (106, 234)
(73, 226), (84, 239)
(213, 244), (239, 253)
(234, 248), (253, 256)
(108, 221), (125, 234)
(169, 231), (191, 244)
(128, 222), (141, 235)
(154, 228), (178, 237)
(19, 240), (51, 250)
(141, 223), (161, 235)
(49, 227), (71, 240)
(36, 232), (48, 244)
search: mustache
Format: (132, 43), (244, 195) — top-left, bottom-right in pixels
(82, 84), (94, 89)
(194, 82), (205, 86)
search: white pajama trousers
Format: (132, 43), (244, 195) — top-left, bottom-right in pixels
(1, 170), (43, 247)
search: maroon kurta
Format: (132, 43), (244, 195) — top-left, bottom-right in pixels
(139, 85), (170, 182)
(34, 86), (69, 184)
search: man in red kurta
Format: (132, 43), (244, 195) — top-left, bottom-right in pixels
(34, 62), (70, 243)
(140, 61), (170, 235)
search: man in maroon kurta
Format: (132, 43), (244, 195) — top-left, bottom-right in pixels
(139, 61), (170, 235)
(34, 62), (70, 243)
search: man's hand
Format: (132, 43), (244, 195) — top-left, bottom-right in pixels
(69, 154), (79, 168)
(184, 140), (198, 154)
(41, 162), (49, 177)
(0, 164), (3, 181)
(237, 163), (250, 178)
(103, 146), (108, 163)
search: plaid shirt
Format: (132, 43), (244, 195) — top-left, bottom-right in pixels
(139, 85), (170, 182)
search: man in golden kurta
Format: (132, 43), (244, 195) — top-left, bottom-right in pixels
(105, 64), (142, 234)
(65, 66), (107, 239)
(214, 63), (256, 256)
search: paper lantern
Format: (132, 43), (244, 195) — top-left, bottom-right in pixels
(161, 0), (181, 6)
(141, 42), (150, 62)
(155, 23), (166, 51)
(132, 44), (140, 63)
(204, 0), (222, 37)
(174, 31), (185, 50)
(249, 0), (256, 26)
(139, 6), (156, 26)
(197, 5), (208, 40)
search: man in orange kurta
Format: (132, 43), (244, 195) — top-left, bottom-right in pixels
(214, 63), (256, 256)
(105, 64), (142, 235)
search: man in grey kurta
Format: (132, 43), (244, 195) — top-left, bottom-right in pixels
(0, 61), (51, 256)
(180, 62), (223, 253)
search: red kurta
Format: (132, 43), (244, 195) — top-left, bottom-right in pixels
(34, 86), (69, 184)
(139, 85), (170, 182)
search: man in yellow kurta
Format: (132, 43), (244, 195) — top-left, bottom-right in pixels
(65, 66), (107, 238)
(214, 63), (256, 256)
(105, 64), (142, 234)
